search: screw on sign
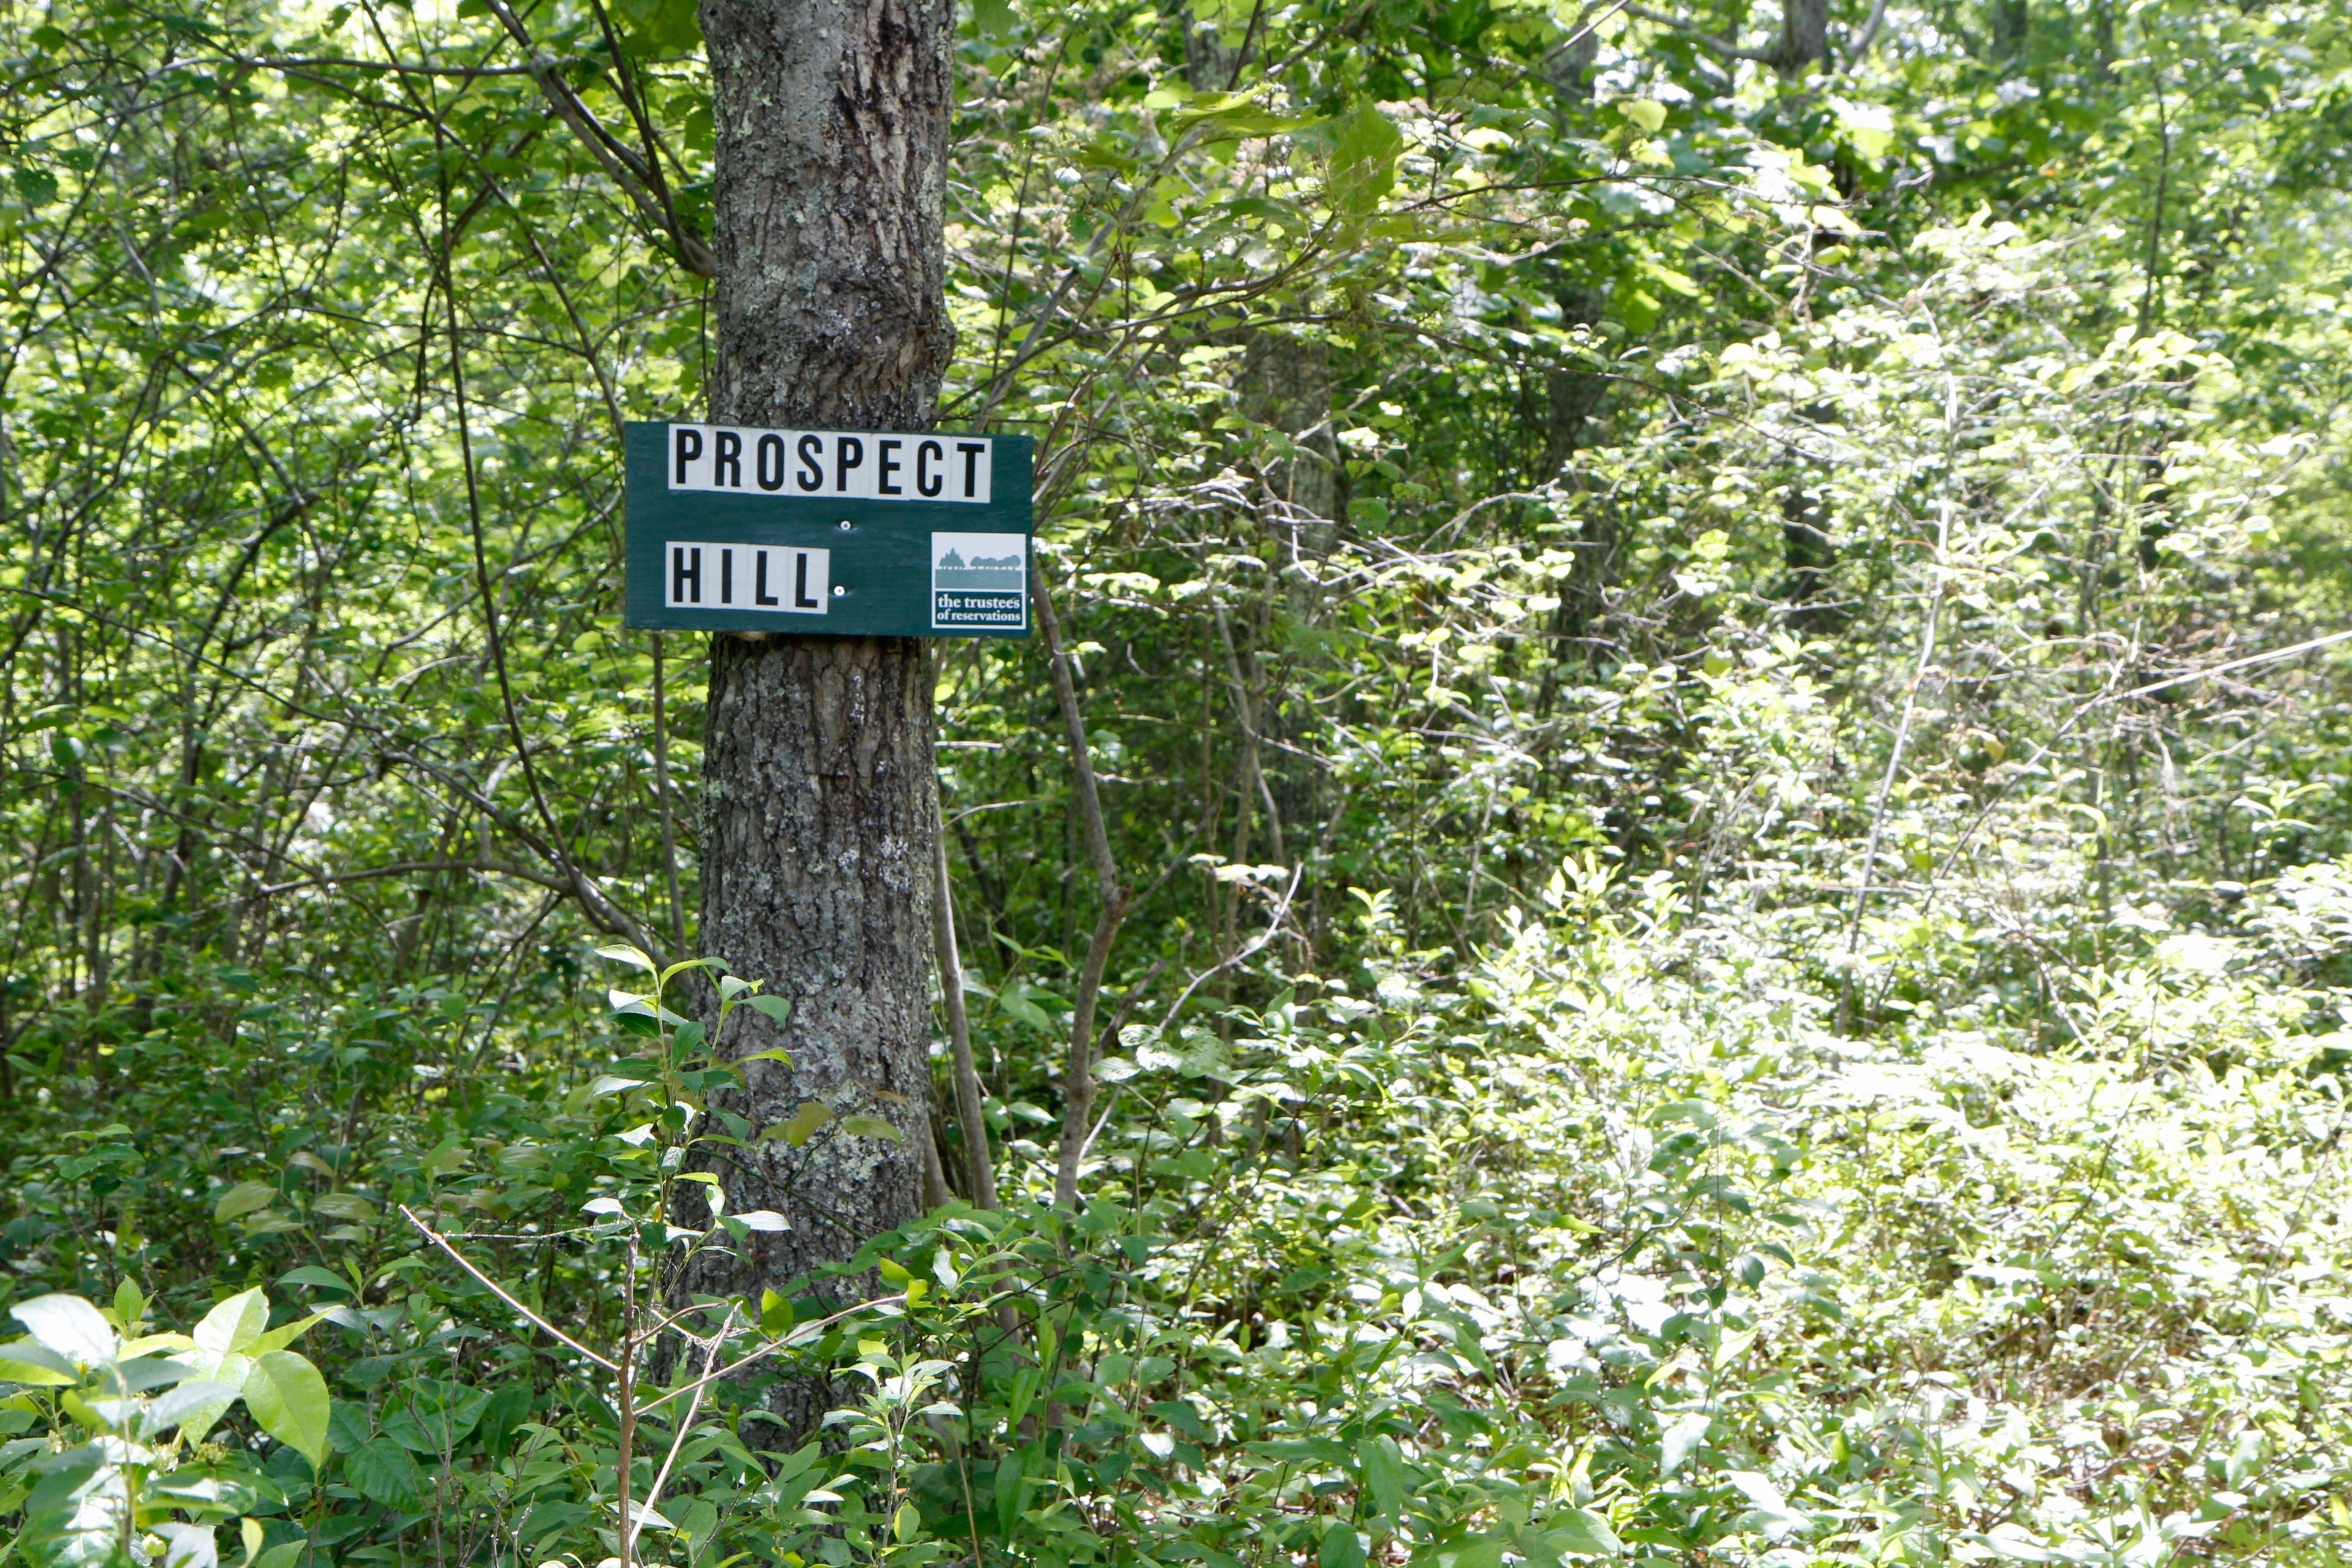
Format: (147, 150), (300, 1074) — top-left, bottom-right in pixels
(623, 421), (1033, 639)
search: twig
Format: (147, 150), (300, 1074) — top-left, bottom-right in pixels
(1839, 496), (1951, 1032)
(401, 1207), (620, 1371)
(934, 812), (999, 1208)
(628, 1293), (911, 1415)
(1035, 559), (1130, 1211)
(629, 1306), (738, 1564)
(1155, 866), (1304, 1037)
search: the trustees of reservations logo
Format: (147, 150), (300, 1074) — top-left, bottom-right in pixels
(932, 533), (1027, 630)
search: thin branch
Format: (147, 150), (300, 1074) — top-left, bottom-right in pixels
(401, 1207), (621, 1371)
(628, 1294), (911, 1416)
(1035, 559), (1128, 1210)
(934, 813), (999, 1209)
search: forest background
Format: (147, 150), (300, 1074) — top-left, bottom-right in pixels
(6, 0), (2352, 1563)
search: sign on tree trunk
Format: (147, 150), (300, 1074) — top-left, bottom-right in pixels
(624, 421), (1031, 637)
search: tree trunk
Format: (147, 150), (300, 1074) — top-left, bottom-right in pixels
(1777, 0), (1828, 71)
(679, 0), (956, 1436)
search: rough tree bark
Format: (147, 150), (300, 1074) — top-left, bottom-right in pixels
(677, 0), (956, 1434)
(1776, 0), (1828, 70)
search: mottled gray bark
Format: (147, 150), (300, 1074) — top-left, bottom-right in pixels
(1179, 3), (1250, 92)
(1776, 0), (1828, 70)
(701, 0), (956, 426)
(1177, 5), (1341, 548)
(679, 0), (956, 1435)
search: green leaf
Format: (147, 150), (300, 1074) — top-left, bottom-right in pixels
(275, 1267), (350, 1294)
(742, 994), (793, 1025)
(153, 1523), (216, 1568)
(344, 1438), (423, 1508)
(328, 1400), (372, 1455)
(1618, 98), (1667, 132)
(1319, 1521), (1365, 1568)
(1363, 1434), (1408, 1520)
(1324, 101), (1403, 217)
(144, 1380), (244, 1439)
(839, 1114), (903, 1144)
(995, 988), (1059, 1034)
(1542, 1509), (1621, 1557)
(771, 1101), (833, 1147)
(760, 1289), (793, 1335)
(1657, 1412), (1709, 1477)
(10, 1296), (113, 1365)
(111, 1280), (145, 1333)
(382, 1379), (491, 1453)
(243, 1351), (331, 1468)
(194, 1289), (271, 1356)
(25, 1444), (123, 1568)
(0, 1337), (79, 1387)
(593, 943), (655, 973)
(212, 1182), (278, 1224)
(13, 168), (58, 206)
(252, 1544), (306, 1568)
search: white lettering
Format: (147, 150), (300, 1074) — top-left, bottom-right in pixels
(666, 424), (990, 503)
(663, 542), (828, 614)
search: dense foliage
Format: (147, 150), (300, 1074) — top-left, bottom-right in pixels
(6, 0), (2352, 1564)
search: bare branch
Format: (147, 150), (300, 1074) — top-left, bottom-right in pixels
(401, 1207), (621, 1371)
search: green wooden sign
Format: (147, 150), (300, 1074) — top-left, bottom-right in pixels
(623, 421), (1033, 638)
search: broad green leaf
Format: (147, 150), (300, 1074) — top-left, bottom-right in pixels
(593, 943), (655, 973)
(11, 1296), (113, 1366)
(23, 1444), (123, 1568)
(160, 1359), (247, 1439)
(154, 1522), (216, 1568)
(382, 1379), (491, 1453)
(344, 1438), (423, 1507)
(0, 1337), (80, 1385)
(310, 1193), (377, 1223)
(143, 1381), (244, 1439)
(194, 1289), (271, 1357)
(1324, 101), (1403, 217)
(1363, 1434), (1408, 1520)
(211, 1182), (278, 1224)
(772, 1100), (833, 1147)
(1319, 1522), (1365, 1568)
(839, 1114), (903, 1144)
(1542, 1509), (1621, 1557)
(328, 1400), (373, 1455)
(1657, 1412), (1709, 1478)
(659, 957), (717, 987)
(742, 994), (792, 1025)
(590, 1075), (651, 1098)
(243, 1351), (331, 1469)
(276, 1266), (350, 1292)
(1618, 98), (1667, 132)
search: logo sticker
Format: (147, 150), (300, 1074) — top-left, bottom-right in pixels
(931, 533), (1027, 630)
